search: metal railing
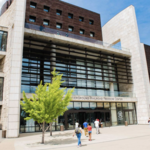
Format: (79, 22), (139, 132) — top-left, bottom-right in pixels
(25, 23), (130, 52)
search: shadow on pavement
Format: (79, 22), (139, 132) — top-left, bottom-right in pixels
(48, 133), (73, 138)
(27, 138), (87, 147)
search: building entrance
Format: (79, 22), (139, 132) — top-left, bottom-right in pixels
(124, 110), (134, 125)
(64, 110), (111, 130)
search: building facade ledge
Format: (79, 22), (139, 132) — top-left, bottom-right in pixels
(21, 93), (137, 102)
(24, 28), (131, 57)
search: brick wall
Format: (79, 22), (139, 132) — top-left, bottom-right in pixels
(25, 0), (103, 41)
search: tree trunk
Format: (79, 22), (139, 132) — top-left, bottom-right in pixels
(50, 123), (52, 136)
(42, 122), (45, 144)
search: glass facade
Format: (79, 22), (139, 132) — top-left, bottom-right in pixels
(20, 38), (135, 133)
(21, 39), (132, 97)
(20, 102), (137, 133)
(0, 30), (7, 51)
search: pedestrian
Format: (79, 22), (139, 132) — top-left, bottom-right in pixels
(148, 118), (150, 127)
(94, 119), (100, 134)
(75, 121), (79, 129)
(73, 124), (82, 147)
(87, 123), (92, 141)
(83, 120), (88, 137)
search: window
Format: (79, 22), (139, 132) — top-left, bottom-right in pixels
(0, 78), (3, 101)
(44, 6), (50, 12)
(68, 13), (73, 19)
(90, 32), (95, 37)
(0, 31), (7, 51)
(43, 19), (49, 26)
(80, 29), (84, 34)
(89, 20), (94, 25)
(56, 23), (62, 29)
(68, 26), (74, 32)
(30, 2), (36, 8)
(29, 16), (36, 22)
(79, 16), (84, 22)
(56, 9), (62, 15)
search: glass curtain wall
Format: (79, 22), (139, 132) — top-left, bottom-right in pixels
(22, 38), (132, 96)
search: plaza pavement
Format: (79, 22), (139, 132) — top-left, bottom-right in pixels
(0, 125), (150, 150)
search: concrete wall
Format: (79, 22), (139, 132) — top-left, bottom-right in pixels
(0, 0), (26, 137)
(102, 5), (150, 124)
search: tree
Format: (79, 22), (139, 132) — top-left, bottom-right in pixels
(20, 69), (74, 144)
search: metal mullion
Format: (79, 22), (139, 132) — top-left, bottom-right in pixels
(53, 58), (132, 74)
(85, 49), (88, 92)
(55, 52), (131, 69)
(125, 58), (129, 83)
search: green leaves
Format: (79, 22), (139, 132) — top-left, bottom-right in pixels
(20, 68), (74, 124)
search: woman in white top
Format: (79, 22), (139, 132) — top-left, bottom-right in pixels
(75, 121), (79, 129)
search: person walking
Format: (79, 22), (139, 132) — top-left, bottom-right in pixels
(148, 118), (150, 127)
(83, 120), (88, 137)
(73, 124), (82, 147)
(87, 123), (92, 141)
(75, 121), (79, 129)
(94, 119), (100, 134)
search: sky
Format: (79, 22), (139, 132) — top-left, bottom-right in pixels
(0, 0), (150, 45)
(61, 0), (150, 45)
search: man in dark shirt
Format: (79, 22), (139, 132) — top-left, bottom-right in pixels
(83, 121), (88, 137)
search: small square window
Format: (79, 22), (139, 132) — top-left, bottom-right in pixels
(89, 20), (94, 25)
(68, 26), (74, 32)
(30, 2), (36, 8)
(43, 19), (49, 26)
(56, 23), (62, 29)
(44, 6), (50, 12)
(80, 29), (84, 34)
(56, 9), (62, 16)
(29, 16), (36, 22)
(68, 13), (73, 19)
(90, 32), (95, 37)
(79, 16), (84, 22)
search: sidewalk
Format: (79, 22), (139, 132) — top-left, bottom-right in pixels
(1, 125), (150, 150)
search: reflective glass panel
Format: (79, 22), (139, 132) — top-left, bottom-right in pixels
(90, 102), (96, 109)
(97, 102), (103, 108)
(67, 102), (73, 109)
(104, 103), (110, 108)
(82, 102), (89, 108)
(74, 102), (81, 109)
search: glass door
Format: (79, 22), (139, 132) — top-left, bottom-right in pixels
(129, 111), (133, 124)
(67, 113), (74, 130)
(105, 112), (111, 127)
(124, 111), (134, 125)
(125, 111), (129, 123)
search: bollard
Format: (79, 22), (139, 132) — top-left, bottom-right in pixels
(125, 121), (128, 126)
(60, 125), (64, 131)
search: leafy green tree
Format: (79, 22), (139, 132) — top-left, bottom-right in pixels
(20, 69), (74, 144)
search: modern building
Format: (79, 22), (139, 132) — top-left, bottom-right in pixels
(0, 0), (149, 137)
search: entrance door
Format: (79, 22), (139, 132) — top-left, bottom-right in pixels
(124, 111), (134, 125)
(78, 112), (90, 128)
(105, 112), (111, 127)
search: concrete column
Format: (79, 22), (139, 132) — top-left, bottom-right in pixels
(110, 83), (114, 97)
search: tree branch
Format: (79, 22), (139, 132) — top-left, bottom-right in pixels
(39, 123), (43, 130)
(45, 124), (50, 132)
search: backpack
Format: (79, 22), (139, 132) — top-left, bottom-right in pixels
(75, 128), (81, 134)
